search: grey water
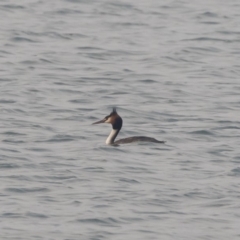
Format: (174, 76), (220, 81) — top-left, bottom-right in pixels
(1, 0), (240, 239)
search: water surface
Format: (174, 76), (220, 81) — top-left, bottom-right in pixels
(1, 0), (240, 239)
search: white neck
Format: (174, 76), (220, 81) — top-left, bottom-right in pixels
(106, 129), (119, 145)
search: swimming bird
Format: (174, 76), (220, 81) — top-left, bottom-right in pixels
(92, 108), (165, 145)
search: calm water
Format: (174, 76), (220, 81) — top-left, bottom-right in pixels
(1, 0), (240, 239)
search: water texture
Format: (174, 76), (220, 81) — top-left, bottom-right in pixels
(0, 0), (240, 239)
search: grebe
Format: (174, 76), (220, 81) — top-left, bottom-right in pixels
(92, 108), (165, 145)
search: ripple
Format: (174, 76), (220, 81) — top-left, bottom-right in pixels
(1, 212), (24, 218)
(26, 148), (51, 152)
(229, 167), (240, 176)
(5, 187), (49, 193)
(189, 130), (214, 135)
(42, 134), (75, 143)
(2, 4), (24, 9)
(3, 139), (25, 144)
(0, 99), (15, 104)
(183, 37), (236, 43)
(0, 163), (19, 169)
(75, 217), (120, 226)
(11, 37), (37, 43)
(119, 178), (140, 184)
(25, 212), (48, 219)
(199, 11), (219, 18)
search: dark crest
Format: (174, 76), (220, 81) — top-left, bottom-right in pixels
(110, 107), (117, 116)
(104, 107), (117, 119)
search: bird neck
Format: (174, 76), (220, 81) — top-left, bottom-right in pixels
(106, 128), (120, 145)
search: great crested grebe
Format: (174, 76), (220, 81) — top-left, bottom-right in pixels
(92, 108), (165, 145)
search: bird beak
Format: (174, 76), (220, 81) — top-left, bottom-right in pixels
(92, 118), (106, 125)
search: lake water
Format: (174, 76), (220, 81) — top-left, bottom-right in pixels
(1, 0), (240, 239)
